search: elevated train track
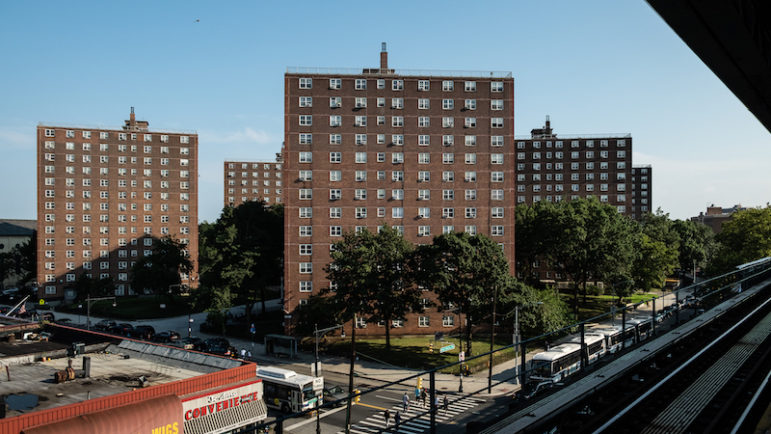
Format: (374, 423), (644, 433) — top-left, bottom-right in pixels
(481, 271), (771, 434)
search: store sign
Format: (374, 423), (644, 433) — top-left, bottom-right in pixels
(182, 380), (263, 421)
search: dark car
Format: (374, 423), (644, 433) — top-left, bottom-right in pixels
(93, 320), (117, 331)
(54, 318), (73, 325)
(133, 325), (156, 340)
(109, 323), (134, 336)
(203, 337), (231, 355)
(323, 385), (348, 407)
(153, 330), (181, 343)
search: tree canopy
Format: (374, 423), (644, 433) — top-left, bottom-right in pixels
(710, 207), (771, 273)
(198, 202), (283, 321)
(131, 236), (193, 301)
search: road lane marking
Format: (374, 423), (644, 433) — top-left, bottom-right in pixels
(356, 401), (388, 411)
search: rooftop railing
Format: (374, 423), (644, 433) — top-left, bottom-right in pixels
(38, 122), (197, 135)
(515, 133), (632, 140)
(286, 66), (513, 78)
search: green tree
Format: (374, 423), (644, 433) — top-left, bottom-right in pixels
(0, 252), (13, 290)
(499, 278), (569, 339)
(672, 219), (717, 275)
(365, 226), (424, 351)
(515, 202), (560, 286)
(293, 294), (343, 337)
(198, 202), (283, 325)
(415, 232), (510, 357)
(322, 230), (374, 433)
(710, 207), (771, 273)
(72, 274), (115, 302)
(131, 236), (193, 302)
(13, 234), (36, 287)
(548, 198), (636, 318)
(631, 233), (678, 290)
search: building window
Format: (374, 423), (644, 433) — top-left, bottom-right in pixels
(355, 78), (367, 90)
(299, 263), (312, 274)
(299, 115), (312, 126)
(329, 78), (342, 89)
(464, 81), (477, 92)
(392, 80), (404, 90)
(299, 78), (312, 89)
(418, 316), (430, 327)
(443, 315), (455, 327)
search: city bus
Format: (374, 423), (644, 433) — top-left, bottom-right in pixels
(256, 366), (323, 413)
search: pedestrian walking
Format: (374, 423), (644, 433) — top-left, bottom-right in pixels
(414, 386), (420, 401)
(421, 387), (427, 407)
(240, 348), (246, 359)
(434, 394), (439, 409)
(383, 409), (390, 428)
(394, 410), (401, 428)
(247, 350), (252, 359)
(402, 391), (410, 413)
(443, 395), (449, 415)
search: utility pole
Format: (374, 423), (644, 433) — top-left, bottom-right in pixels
(488, 287), (497, 394)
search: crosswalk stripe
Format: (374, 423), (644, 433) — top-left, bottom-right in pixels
(337, 395), (485, 434)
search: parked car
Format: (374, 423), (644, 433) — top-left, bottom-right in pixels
(93, 320), (116, 331)
(174, 336), (206, 351)
(153, 330), (181, 343)
(203, 337), (231, 355)
(109, 323), (134, 336)
(133, 325), (156, 340)
(54, 318), (72, 325)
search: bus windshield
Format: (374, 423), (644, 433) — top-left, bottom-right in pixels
(531, 360), (552, 377)
(303, 383), (318, 401)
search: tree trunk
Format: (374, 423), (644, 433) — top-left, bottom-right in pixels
(573, 283), (580, 320)
(582, 279), (588, 304)
(259, 286), (266, 315)
(345, 319), (356, 433)
(466, 313), (472, 357)
(385, 316), (391, 351)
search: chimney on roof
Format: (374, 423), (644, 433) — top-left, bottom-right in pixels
(531, 115), (555, 139)
(380, 42), (388, 70)
(130, 107), (135, 124)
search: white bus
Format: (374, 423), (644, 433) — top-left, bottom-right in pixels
(256, 366), (323, 413)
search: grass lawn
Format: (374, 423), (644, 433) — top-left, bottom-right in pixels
(57, 295), (192, 320)
(560, 291), (660, 321)
(323, 335), (517, 374)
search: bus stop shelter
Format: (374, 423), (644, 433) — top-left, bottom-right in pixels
(264, 334), (298, 358)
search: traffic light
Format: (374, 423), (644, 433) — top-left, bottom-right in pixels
(417, 377), (423, 390)
(354, 389), (361, 403)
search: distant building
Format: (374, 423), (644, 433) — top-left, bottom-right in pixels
(224, 155), (284, 208)
(36, 109), (199, 300)
(514, 117), (634, 216)
(692, 204), (746, 233)
(631, 165), (653, 220)
(0, 219), (36, 289)
(283, 45), (516, 335)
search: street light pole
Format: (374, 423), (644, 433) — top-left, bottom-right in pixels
(313, 323), (343, 434)
(488, 287), (497, 394)
(513, 306), (520, 384)
(86, 296), (116, 331)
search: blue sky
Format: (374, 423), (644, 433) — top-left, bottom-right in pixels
(1, 0), (768, 222)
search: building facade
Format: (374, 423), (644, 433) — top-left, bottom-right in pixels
(224, 156), (284, 208)
(691, 204), (746, 233)
(631, 165), (653, 220)
(36, 110), (198, 300)
(514, 117), (633, 215)
(283, 46), (516, 335)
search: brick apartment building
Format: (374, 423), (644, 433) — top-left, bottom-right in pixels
(36, 109), (198, 300)
(283, 45), (515, 335)
(223, 156), (284, 208)
(631, 165), (653, 220)
(514, 116), (634, 215)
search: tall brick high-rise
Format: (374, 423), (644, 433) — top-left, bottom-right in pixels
(515, 117), (634, 215)
(283, 45), (515, 335)
(37, 109), (198, 300)
(631, 165), (652, 220)
(223, 156), (284, 208)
